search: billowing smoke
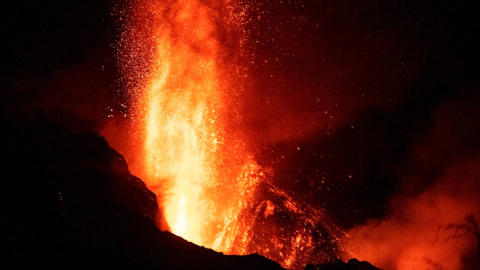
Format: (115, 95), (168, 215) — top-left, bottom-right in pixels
(346, 90), (480, 269)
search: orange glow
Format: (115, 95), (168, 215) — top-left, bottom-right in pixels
(123, 0), (261, 249)
(117, 0), (344, 268)
(345, 159), (480, 270)
(102, 1), (480, 269)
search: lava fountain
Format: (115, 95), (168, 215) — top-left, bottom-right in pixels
(116, 0), (344, 268)
(119, 0), (262, 249)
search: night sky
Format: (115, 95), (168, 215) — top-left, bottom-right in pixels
(2, 0), (480, 269)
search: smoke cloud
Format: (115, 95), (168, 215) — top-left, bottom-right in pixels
(346, 90), (480, 270)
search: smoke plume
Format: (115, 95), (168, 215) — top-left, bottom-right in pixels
(346, 90), (480, 270)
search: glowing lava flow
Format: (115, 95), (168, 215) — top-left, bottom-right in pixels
(124, 0), (260, 249)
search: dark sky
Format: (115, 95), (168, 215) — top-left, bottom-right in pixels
(2, 0), (480, 269)
(1, 0), (117, 129)
(233, 0), (480, 227)
(2, 0), (479, 148)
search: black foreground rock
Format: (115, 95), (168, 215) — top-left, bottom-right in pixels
(0, 113), (283, 270)
(305, 259), (383, 270)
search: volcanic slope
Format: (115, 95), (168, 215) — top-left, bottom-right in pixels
(0, 113), (286, 270)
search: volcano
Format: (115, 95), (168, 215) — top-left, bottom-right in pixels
(2, 0), (480, 269)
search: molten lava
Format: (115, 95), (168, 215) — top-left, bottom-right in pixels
(117, 0), (343, 268)
(122, 0), (262, 249)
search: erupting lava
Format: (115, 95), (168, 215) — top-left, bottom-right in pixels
(122, 0), (262, 250)
(117, 0), (343, 268)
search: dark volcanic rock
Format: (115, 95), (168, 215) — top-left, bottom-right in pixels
(305, 259), (383, 270)
(0, 113), (283, 270)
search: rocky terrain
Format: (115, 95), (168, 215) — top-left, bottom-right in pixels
(0, 113), (287, 270)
